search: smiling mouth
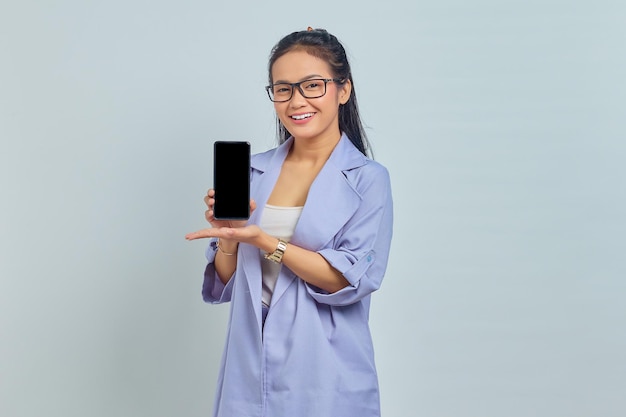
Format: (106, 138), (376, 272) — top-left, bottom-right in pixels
(290, 112), (314, 120)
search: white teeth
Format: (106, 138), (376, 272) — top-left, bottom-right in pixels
(291, 113), (313, 120)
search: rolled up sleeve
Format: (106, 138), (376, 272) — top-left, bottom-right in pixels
(201, 239), (235, 304)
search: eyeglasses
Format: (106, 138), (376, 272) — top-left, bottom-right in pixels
(265, 78), (344, 102)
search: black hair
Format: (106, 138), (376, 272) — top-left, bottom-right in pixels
(268, 28), (371, 157)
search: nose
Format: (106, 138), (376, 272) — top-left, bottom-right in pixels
(289, 86), (307, 107)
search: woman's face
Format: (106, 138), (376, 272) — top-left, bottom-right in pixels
(270, 50), (351, 144)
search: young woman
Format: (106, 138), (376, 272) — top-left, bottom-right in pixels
(186, 27), (393, 417)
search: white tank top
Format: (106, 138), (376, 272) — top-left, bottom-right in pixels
(259, 204), (303, 307)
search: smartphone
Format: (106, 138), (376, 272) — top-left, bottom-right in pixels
(213, 141), (251, 220)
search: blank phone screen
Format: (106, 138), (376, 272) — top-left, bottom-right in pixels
(213, 141), (250, 220)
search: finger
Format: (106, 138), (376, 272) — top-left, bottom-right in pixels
(185, 229), (215, 241)
(250, 198), (257, 212)
(186, 227), (237, 241)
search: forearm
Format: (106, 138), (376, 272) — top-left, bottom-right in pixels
(214, 239), (239, 285)
(284, 243), (350, 293)
(257, 234), (349, 294)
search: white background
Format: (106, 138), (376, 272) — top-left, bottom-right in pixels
(1, 1), (624, 416)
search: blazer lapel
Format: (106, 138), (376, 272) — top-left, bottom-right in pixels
(239, 139), (292, 324)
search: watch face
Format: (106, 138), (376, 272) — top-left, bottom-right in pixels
(276, 240), (288, 252)
(265, 240), (287, 263)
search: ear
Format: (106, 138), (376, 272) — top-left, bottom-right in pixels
(338, 79), (352, 105)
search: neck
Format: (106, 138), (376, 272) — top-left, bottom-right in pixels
(289, 131), (342, 163)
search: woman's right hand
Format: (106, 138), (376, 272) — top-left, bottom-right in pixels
(204, 189), (256, 229)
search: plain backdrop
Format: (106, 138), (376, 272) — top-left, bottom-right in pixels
(1, 1), (624, 416)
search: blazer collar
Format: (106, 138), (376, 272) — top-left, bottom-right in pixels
(250, 133), (368, 175)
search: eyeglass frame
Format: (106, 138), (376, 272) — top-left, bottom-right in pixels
(265, 78), (346, 102)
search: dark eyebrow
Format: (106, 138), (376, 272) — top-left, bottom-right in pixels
(273, 74), (325, 84)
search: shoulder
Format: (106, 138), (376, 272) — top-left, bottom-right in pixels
(251, 147), (276, 169)
(251, 138), (292, 173)
(329, 134), (392, 197)
(344, 158), (392, 198)
(352, 157), (389, 177)
(250, 146), (279, 175)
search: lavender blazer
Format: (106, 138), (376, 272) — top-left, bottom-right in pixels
(202, 134), (394, 417)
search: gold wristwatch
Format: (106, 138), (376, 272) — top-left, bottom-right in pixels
(264, 239), (288, 264)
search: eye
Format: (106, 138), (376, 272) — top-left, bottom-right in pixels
(273, 84), (291, 94)
(303, 80), (321, 89)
